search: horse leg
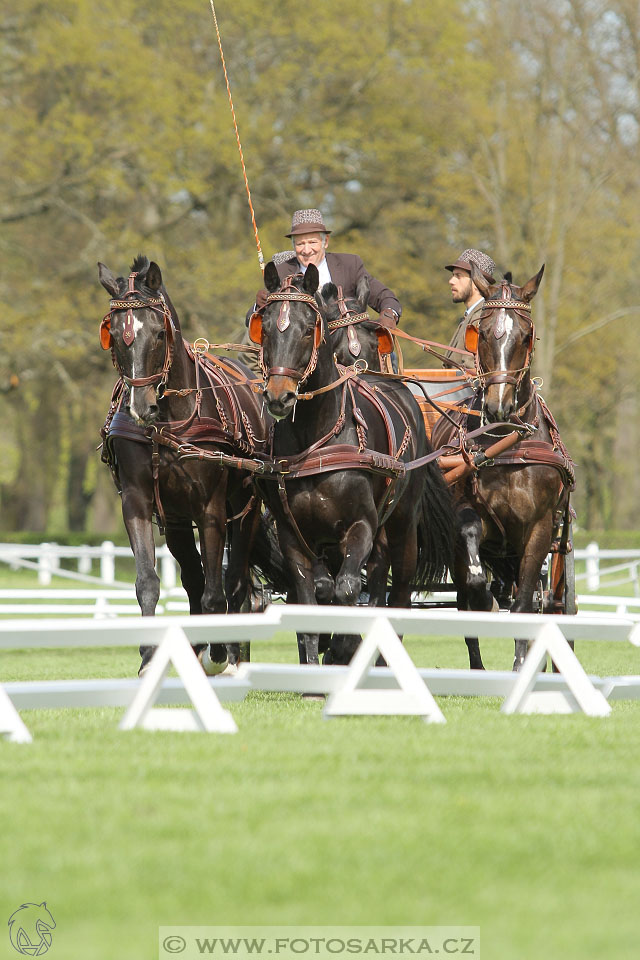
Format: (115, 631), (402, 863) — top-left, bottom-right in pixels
(277, 532), (320, 665)
(511, 519), (555, 671)
(224, 493), (262, 666)
(335, 519), (374, 604)
(120, 489), (161, 674)
(196, 480), (231, 674)
(330, 519), (375, 664)
(165, 523), (204, 614)
(366, 532), (390, 608)
(455, 508), (494, 671)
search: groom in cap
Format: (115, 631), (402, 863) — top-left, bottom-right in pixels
(253, 208), (401, 326)
(443, 247), (497, 369)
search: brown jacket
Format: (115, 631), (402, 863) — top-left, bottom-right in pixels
(444, 299), (485, 369)
(254, 252), (401, 320)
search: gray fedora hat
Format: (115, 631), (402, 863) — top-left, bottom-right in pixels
(285, 208), (332, 238)
(445, 248), (496, 282)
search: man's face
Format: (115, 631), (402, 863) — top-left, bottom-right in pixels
(293, 232), (328, 268)
(449, 267), (474, 304)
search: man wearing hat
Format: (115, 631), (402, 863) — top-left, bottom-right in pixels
(444, 248), (496, 369)
(253, 209), (401, 326)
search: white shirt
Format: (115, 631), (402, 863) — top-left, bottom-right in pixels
(300, 257), (332, 289)
(464, 297), (485, 317)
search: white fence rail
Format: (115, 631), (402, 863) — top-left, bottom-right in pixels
(0, 541), (178, 588)
(3, 540), (640, 593)
(2, 605), (640, 743)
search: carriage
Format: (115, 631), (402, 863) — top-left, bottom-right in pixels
(99, 257), (576, 672)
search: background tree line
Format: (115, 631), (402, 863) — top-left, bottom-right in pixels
(1, 0), (638, 534)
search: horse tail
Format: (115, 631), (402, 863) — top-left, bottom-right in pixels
(413, 458), (456, 589)
(249, 509), (290, 594)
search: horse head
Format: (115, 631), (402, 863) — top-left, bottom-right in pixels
(322, 277), (393, 370)
(250, 261), (326, 420)
(98, 255), (176, 425)
(468, 262), (545, 422)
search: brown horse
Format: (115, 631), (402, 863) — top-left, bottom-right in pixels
(431, 264), (575, 670)
(98, 256), (279, 675)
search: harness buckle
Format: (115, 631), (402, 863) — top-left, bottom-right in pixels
(277, 458), (290, 474)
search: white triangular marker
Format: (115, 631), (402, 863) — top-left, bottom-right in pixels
(0, 684), (33, 743)
(119, 625), (238, 733)
(324, 617), (446, 724)
(501, 621), (611, 717)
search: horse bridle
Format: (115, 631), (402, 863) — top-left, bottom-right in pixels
(326, 286), (370, 359)
(100, 271), (176, 396)
(256, 275), (325, 388)
(469, 282), (535, 412)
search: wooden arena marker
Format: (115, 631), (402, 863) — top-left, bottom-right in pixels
(119, 625), (238, 733)
(0, 684), (33, 743)
(324, 617), (446, 723)
(501, 621), (611, 717)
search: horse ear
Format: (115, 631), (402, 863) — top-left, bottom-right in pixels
(519, 264), (545, 302)
(469, 261), (493, 298)
(146, 261), (163, 291)
(355, 275), (370, 311)
(303, 263), (319, 295)
(98, 262), (120, 297)
(321, 282), (338, 303)
(264, 261), (280, 293)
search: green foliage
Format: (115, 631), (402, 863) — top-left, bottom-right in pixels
(1, 0), (639, 531)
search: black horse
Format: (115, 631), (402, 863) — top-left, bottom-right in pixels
(98, 256), (281, 675)
(249, 262), (455, 665)
(322, 278), (394, 372)
(432, 264), (575, 670)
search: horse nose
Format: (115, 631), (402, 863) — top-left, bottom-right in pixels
(125, 399), (159, 424)
(485, 394), (513, 422)
(264, 386), (296, 419)
(263, 376), (298, 419)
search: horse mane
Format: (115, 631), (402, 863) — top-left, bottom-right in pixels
(129, 254), (150, 276)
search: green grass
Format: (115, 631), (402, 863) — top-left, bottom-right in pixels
(2, 629), (640, 960)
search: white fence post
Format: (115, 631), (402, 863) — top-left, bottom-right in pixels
(586, 541), (600, 592)
(78, 548), (92, 576)
(159, 547), (177, 589)
(101, 540), (116, 584)
(38, 542), (53, 586)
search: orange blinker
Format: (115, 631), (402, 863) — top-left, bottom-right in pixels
(464, 324), (479, 353)
(100, 317), (112, 350)
(248, 312), (263, 345)
(376, 327), (394, 356)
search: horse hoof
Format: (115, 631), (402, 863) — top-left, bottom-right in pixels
(491, 596), (499, 613)
(198, 645), (229, 676)
(138, 662), (151, 678)
(219, 661), (239, 678)
(302, 692), (326, 701)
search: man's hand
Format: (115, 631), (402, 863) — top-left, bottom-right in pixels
(378, 308), (399, 328)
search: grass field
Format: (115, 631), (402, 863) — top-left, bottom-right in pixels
(2, 604), (640, 960)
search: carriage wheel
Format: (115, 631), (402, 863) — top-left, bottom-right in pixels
(545, 548), (576, 615)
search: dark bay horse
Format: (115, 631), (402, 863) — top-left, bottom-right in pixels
(249, 262), (455, 665)
(431, 263), (575, 670)
(322, 278), (394, 372)
(98, 256), (277, 675)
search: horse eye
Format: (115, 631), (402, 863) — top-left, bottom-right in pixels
(157, 329), (165, 340)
